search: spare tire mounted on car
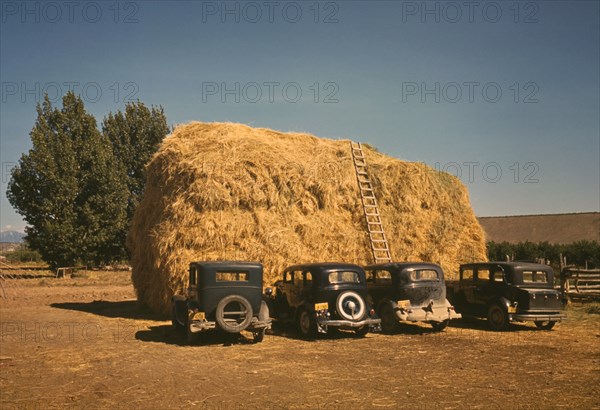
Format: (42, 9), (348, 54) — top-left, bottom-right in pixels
(215, 294), (253, 333)
(336, 291), (366, 320)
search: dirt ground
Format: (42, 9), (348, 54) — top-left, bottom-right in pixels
(1, 272), (599, 409)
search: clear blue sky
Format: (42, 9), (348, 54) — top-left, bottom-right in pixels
(1, 1), (599, 232)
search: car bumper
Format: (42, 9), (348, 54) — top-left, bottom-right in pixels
(510, 313), (566, 322)
(318, 318), (381, 328)
(189, 318), (272, 333)
(394, 304), (461, 323)
(315, 317), (381, 333)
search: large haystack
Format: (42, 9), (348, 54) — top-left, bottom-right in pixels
(129, 122), (487, 314)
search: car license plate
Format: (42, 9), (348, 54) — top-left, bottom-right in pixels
(314, 302), (329, 311)
(189, 311), (206, 321)
(397, 300), (411, 309)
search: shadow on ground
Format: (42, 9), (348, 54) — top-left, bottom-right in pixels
(51, 300), (164, 321)
(135, 325), (271, 347)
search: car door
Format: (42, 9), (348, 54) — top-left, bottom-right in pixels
(287, 270), (304, 307)
(460, 267), (477, 305)
(474, 267), (493, 307)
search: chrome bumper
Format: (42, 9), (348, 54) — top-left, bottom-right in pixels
(189, 317), (272, 333)
(510, 313), (566, 322)
(394, 302), (461, 323)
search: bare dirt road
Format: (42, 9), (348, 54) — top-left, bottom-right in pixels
(1, 273), (599, 409)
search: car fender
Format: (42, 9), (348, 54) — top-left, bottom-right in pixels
(490, 297), (511, 311)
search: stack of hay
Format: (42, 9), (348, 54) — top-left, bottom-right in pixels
(129, 122), (487, 314)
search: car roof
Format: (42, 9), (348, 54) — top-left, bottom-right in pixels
(189, 261), (263, 270)
(284, 262), (364, 271)
(364, 262), (442, 270)
(460, 261), (552, 271)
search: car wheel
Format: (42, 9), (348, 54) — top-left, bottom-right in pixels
(534, 320), (556, 330)
(252, 329), (266, 343)
(171, 304), (186, 332)
(336, 291), (366, 321)
(296, 307), (317, 339)
(215, 295), (253, 333)
(380, 303), (398, 334)
(487, 304), (508, 331)
(431, 319), (449, 332)
(354, 326), (369, 337)
(187, 325), (201, 345)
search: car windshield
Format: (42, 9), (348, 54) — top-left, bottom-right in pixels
(409, 269), (439, 282)
(522, 270), (548, 284)
(328, 270), (361, 284)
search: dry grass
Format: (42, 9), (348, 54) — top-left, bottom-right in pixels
(128, 122), (487, 314)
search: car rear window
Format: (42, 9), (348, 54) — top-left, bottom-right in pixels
(329, 271), (361, 284)
(522, 271), (548, 283)
(409, 269), (439, 282)
(216, 271), (249, 282)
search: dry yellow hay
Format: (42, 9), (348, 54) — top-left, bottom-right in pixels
(128, 122), (487, 314)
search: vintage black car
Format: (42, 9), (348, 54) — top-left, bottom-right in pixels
(365, 262), (461, 332)
(447, 262), (566, 331)
(267, 263), (381, 338)
(171, 261), (271, 343)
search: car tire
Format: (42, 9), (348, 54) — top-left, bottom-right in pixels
(534, 320), (556, 330)
(354, 326), (369, 337)
(252, 329), (266, 343)
(379, 302), (398, 334)
(187, 325), (201, 345)
(431, 319), (449, 332)
(487, 304), (508, 331)
(215, 295), (253, 334)
(171, 304), (186, 332)
(296, 307), (317, 339)
(336, 291), (366, 321)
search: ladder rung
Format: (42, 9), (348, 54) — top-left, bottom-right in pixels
(350, 140), (392, 263)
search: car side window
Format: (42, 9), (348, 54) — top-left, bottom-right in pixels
(304, 271), (313, 287)
(378, 270), (392, 283)
(293, 271), (303, 287)
(477, 269), (491, 281)
(462, 269), (474, 281)
(492, 268), (504, 282)
(365, 270), (374, 282)
(284, 271), (293, 283)
(189, 266), (197, 286)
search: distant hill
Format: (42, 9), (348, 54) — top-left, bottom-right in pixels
(478, 212), (600, 244)
(0, 231), (25, 243)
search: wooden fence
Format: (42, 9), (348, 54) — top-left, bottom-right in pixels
(560, 268), (600, 301)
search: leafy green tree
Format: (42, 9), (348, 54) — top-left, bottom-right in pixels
(102, 103), (169, 251)
(564, 240), (600, 268)
(7, 93), (128, 268)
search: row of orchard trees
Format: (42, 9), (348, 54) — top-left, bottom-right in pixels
(487, 240), (600, 269)
(7, 92), (169, 269)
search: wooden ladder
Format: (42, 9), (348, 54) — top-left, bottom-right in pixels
(350, 142), (392, 264)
